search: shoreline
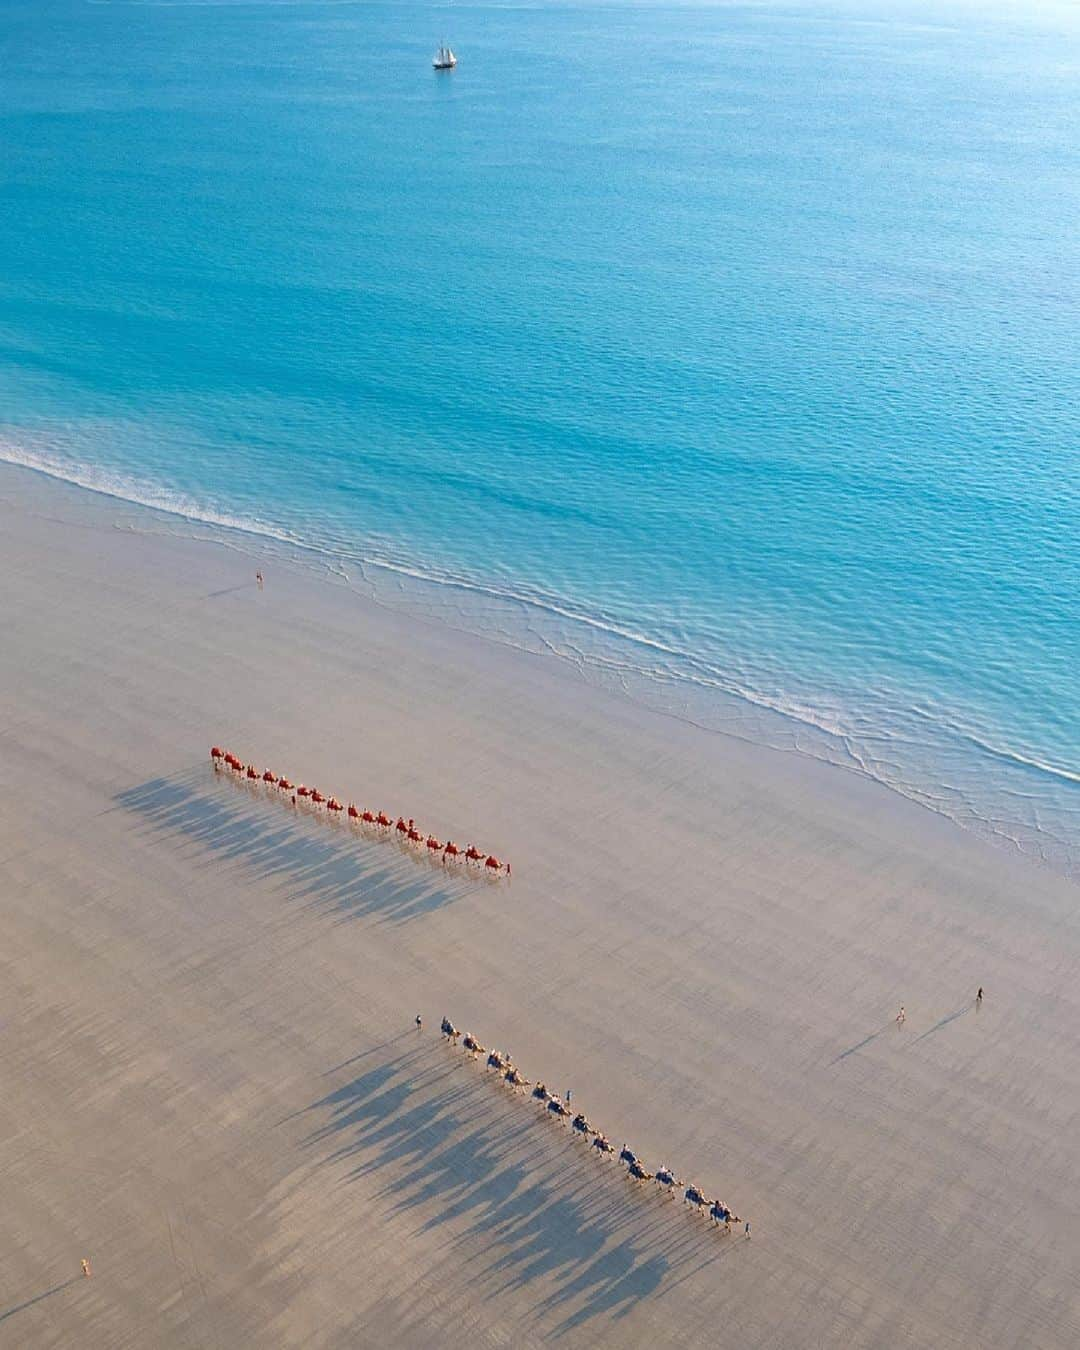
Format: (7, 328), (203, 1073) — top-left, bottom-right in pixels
(2, 461), (1079, 1346)
(2, 451), (1075, 881)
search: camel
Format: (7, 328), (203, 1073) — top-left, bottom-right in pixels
(546, 1096), (570, 1119)
(532, 1082), (550, 1102)
(619, 1145), (638, 1167)
(486, 1050), (508, 1072)
(655, 1166), (683, 1194)
(310, 790), (326, 805)
(684, 1185), (709, 1213)
(407, 826), (423, 844)
(426, 835), (442, 854)
(484, 855), (501, 872)
(277, 777), (292, 790)
(571, 1113), (593, 1137)
(347, 804), (360, 819)
(361, 809), (376, 824)
(709, 1201), (733, 1227)
(246, 766), (257, 780)
(462, 1033), (485, 1056)
(376, 812), (392, 828)
(504, 1066), (530, 1088)
(628, 1160), (653, 1182)
(211, 747), (224, 760)
(395, 817), (408, 835)
(328, 798), (343, 812)
(464, 845), (483, 864)
(592, 1134), (615, 1155)
(440, 1017), (459, 1042)
(262, 770), (276, 783)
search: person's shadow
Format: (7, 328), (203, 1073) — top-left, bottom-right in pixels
(910, 1004), (973, 1045)
(830, 1023), (890, 1065)
(0, 1278), (80, 1324)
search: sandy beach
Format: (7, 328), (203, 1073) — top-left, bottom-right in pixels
(1, 459), (1079, 1348)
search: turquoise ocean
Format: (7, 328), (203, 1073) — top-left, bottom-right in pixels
(2, 0), (1078, 872)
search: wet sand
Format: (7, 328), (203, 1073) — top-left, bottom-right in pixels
(1, 460), (1079, 1348)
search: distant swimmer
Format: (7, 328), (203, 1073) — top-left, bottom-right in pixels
(896, 1005), (906, 1025)
(81, 1258), (92, 1278)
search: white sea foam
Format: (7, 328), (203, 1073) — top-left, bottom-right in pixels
(0, 436), (305, 548)
(957, 731), (1080, 789)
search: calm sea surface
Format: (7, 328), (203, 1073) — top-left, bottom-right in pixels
(2, 0), (1078, 871)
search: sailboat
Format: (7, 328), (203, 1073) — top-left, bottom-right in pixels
(433, 42), (457, 70)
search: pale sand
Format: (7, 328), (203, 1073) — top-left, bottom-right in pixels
(1, 460), (1078, 1348)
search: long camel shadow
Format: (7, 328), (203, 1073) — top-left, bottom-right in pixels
(113, 769), (476, 925)
(0, 1278), (79, 1323)
(297, 1041), (731, 1336)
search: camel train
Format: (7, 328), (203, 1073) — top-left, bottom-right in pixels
(210, 747), (510, 876)
(439, 1016), (741, 1231)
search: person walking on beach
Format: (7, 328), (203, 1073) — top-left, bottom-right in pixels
(81, 1258), (92, 1278)
(256, 571), (263, 589)
(896, 1005), (906, 1025)
(415, 1013), (423, 1030)
(744, 1221), (751, 1240)
(976, 987), (983, 1007)
(566, 1088), (572, 1106)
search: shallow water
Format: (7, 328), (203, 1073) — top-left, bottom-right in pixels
(2, 0), (1078, 871)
